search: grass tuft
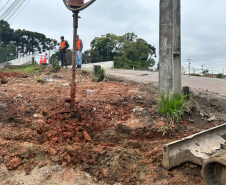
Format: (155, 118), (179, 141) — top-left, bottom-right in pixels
(157, 93), (188, 124)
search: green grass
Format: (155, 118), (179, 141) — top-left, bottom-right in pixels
(93, 68), (106, 82)
(37, 78), (44, 83)
(157, 93), (188, 124)
(3, 63), (44, 74)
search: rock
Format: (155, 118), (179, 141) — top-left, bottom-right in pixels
(0, 101), (8, 109)
(38, 160), (46, 168)
(128, 140), (142, 149)
(63, 83), (70, 87)
(7, 157), (21, 169)
(133, 107), (144, 112)
(0, 156), (3, 165)
(33, 114), (44, 119)
(207, 115), (216, 122)
(15, 80), (22, 83)
(16, 94), (23, 98)
(49, 147), (57, 156)
(124, 83), (128, 86)
(156, 121), (165, 126)
(1, 78), (7, 84)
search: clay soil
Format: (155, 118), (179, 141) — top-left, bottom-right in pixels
(0, 67), (226, 185)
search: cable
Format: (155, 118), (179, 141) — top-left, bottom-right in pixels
(9, 0), (30, 22)
(0, 0), (12, 12)
(5, 0), (27, 21)
(2, 0), (26, 20)
(0, 0), (18, 19)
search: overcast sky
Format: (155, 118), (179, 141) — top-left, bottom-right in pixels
(1, 0), (226, 74)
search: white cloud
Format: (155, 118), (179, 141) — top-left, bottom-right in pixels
(0, 0), (225, 73)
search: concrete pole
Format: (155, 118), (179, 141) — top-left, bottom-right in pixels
(159, 0), (181, 98)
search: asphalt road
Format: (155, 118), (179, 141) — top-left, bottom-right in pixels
(106, 69), (226, 96)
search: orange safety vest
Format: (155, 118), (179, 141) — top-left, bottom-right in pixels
(60, 41), (67, 51)
(77, 39), (82, 51)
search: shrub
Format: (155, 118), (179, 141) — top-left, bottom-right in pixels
(37, 78), (44, 83)
(49, 61), (60, 73)
(93, 68), (105, 82)
(217, 73), (224, 79)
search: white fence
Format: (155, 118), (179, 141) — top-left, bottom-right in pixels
(82, 61), (114, 69)
(0, 55), (32, 67)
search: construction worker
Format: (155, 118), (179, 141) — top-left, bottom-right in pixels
(59, 36), (69, 68)
(76, 34), (83, 69)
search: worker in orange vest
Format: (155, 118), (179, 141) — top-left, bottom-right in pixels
(60, 36), (69, 68)
(76, 34), (83, 69)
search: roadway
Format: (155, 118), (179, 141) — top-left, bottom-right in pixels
(106, 69), (226, 96)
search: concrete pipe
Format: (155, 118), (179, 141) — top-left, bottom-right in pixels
(202, 150), (226, 185)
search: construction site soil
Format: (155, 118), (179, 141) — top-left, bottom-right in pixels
(0, 67), (226, 185)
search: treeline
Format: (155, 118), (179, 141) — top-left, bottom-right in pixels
(0, 20), (58, 61)
(83, 33), (156, 70)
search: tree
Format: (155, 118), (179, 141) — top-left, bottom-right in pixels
(13, 29), (47, 56)
(0, 20), (14, 47)
(43, 38), (59, 54)
(217, 73), (224, 79)
(82, 49), (102, 63)
(6, 43), (16, 60)
(91, 33), (119, 61)
(202, 69), (209, 76)
(90, 32), (156, 69)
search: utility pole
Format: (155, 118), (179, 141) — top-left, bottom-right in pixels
(159, 0), (181, 99)
(187, 59), (191, 75)
(201, 65), (204, 74)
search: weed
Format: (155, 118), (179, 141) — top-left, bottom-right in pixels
(49, 61), (60, 73)
(37, 78), (44, 83)
(158, 126), (172, 136)
(4, 63), (43, 74)
(93, 68), (105, 82)
(157, 93), (188, 124)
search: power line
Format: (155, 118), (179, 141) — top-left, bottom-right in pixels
(5, 0), (27, 21)
(9, 0), (30, 22)
(6, 0), (27, 21)
(0, 0), (18, 20)
(0, 0), (12, 12)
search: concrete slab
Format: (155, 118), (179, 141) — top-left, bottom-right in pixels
(163, 123), (226, 169)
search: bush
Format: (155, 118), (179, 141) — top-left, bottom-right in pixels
(157, 93), (188, 124)
(93, 68), (105, 82)
(217, 73), (224, 79)
(49, 61), (60, 73)
(37, 78), (44, 83)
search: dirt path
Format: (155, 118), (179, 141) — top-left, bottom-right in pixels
(0, 67), (225, 185)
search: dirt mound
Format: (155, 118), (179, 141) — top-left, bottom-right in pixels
(0, 72), (28, 79)
(0, 69), (225, 184)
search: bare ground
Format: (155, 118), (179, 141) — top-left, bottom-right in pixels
(0, 67), (226, 185)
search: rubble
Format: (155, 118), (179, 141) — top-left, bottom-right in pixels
(0, 68), (226, 184)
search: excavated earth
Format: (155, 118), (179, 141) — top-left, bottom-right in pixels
(0, 67), (226, 185)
